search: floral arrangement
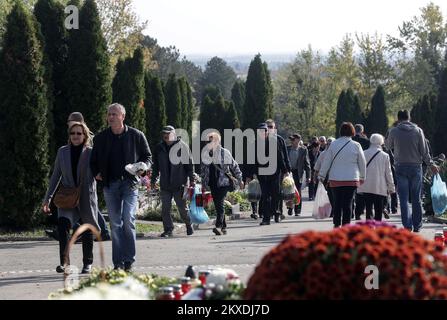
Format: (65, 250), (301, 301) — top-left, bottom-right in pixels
(49, 267), (244, 300)
(244, 221), (447, 300)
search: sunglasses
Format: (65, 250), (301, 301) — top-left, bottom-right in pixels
(70, 132), (84, 136)
(267, 125), (274, 129)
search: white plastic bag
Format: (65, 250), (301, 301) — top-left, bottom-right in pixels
(432, 174), (447, 216)
(312, 183), (331, 219)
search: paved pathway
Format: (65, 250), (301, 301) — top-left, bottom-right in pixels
(0, 190), (443, 299)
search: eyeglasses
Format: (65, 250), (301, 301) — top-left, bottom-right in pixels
(70, 132), (83, 136)
(267, 125), (274, 129)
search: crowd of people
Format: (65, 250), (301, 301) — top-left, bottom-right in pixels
(42, 103), (439, 274)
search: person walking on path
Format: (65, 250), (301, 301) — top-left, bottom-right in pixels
(151, 125), (195, 238)
(201, 132), (244, 235)
(319, 122), (366, 228)
(90, 103), (152, 272)
(386, 110), (438, 232)
(287, 133), (311, 216)
(357, 134), (395, 221)
(43, 122), (100, 274)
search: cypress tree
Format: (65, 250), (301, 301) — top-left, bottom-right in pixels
(263, 62), (274, 118)
(178, 77), (189, 130)
(0, 3), (50, 228)
(243, 54), (272, 129)
(164, 73), (182, 128)
(186, 82), (194, 139)
(335, 90), (346, 137)
(112, 47), (145, 132)
(34, 0), (68, 158)
(144, 73), (166, 148)
(65, 0), (111, 134)
(411, 94), (436, 142)
(366, 85), (388, 136)
(352, 93), (364, 126)
(231, 80), (245, 124)
(434, 64), (447, 155)
(199, 95), (216, 131)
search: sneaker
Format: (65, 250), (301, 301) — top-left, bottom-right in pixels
(260, 221), (270, 226)
(81, 264), (92, 274)
(250, 214), (258, 220)
(186, 225), (194, 236)
(212, 228), (222, 236)
(160, 230), (173, 238)
(56, 265), (65, 273)
(221, 228), (227, 235)
(287, 208), (293, 216)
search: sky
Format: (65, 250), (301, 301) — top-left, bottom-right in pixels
(133, 0), (447, 56)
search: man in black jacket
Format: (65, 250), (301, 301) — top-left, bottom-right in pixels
(90, 103), (152, 272)
(352, 124), (370, 219)
(247, 123), (288, 225)
(150, 126), (194, 238)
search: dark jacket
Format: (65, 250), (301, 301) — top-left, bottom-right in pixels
(287, 145), (311, 183)
(151, 138), (194, 191)
(276, 134), (291, 172)
(90, 125), (152, 187)
(353, 134), (370, 151)
(247, 134), (288, 178)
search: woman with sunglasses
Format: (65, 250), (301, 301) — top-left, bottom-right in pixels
(42, 122), (100, 274)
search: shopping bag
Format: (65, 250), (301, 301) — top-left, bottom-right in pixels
(247, 179), (262, 202)
(281, 174), (296, 200)
(431, 174), (447, 216)
(312, 183), (331, 219)
(189, 185), (210, 224)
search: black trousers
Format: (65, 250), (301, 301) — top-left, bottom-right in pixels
(259, 174), (281, 222)
(386, 192), (398, 213)
(291, 170), (303, 213)
(331, 186), (357, 227)
(354, 192), (366, 219)
(210, 186), (230, 229)
(364, 193), (387, 221)
(58, 217), (93, 266)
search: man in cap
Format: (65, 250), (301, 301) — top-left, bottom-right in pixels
(287, 134), (311, 216)
(151, 125), (195, 237)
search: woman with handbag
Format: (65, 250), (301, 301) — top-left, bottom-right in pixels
(201, 132), (244, 235)
(318, 122), (366, 228)
(42, 122), (100, 274)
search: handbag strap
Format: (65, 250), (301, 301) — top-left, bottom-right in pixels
(367, 150), (381, 167)
(326, 140), (351, 177)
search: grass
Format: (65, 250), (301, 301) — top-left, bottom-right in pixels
(136, 223), (163, 234)
(0, 228), (47, 241)
(0, 223), (163, 241)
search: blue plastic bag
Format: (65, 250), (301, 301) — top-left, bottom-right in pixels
(431, 174), (447, 216)
(189, 185), (210, 224)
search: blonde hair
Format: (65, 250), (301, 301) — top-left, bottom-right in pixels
(68, 122), (93, 147)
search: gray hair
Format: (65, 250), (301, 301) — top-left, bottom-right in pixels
(355, 124), (364, 134)
(370, 133), (384, 146)
(108, 103), (126, 116)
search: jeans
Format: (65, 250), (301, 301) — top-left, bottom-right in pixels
(103, 179), (138, 268)
(259, 174), (281, 222)
(395, 164), (423, 231)
(210, 186), (231, 229)
(160, 188), (191, 232)
(364, 193), (386, 221)
(331, 186), (356, 227)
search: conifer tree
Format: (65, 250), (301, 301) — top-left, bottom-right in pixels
(0, 3), (50, 228)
